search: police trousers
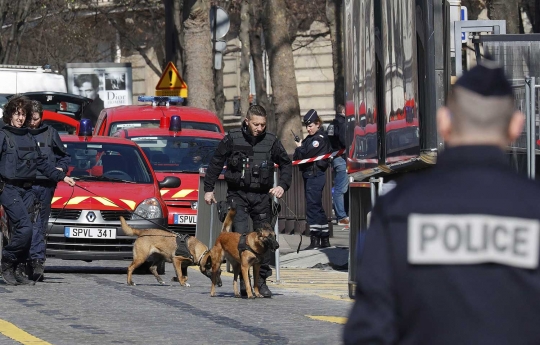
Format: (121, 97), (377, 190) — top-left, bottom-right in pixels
(30, 182), (56, 261)
(227, 189), (273, 280)
(1, 184), (36, 263)
(303, 170), (329, 237)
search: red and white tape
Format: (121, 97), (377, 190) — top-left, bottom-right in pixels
(291, 149), (345, 166)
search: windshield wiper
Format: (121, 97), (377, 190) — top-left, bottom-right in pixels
(72, 175), (136, 183)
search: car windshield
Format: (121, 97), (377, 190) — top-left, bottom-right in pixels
(64, 142), (153, 183)
(131, 136), (220, 173)
(109, 120), (220, 134)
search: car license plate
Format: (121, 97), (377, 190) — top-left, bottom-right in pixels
(174, 215), (197, 224)
(64, 227), (117, 239)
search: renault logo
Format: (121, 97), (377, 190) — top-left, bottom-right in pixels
(86, 211), (96, 222)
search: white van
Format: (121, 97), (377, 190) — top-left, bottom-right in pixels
(0, 65), (67, 117)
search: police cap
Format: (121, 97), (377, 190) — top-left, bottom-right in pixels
(455, 60), (513, 97)
(303, 109), (319, 126)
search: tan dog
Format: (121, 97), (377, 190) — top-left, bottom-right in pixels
(120, 216), (219, 287)
(201, 209), (279, 298)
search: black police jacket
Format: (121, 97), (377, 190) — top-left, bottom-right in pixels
(204, 122), (292, 193)
(327, 113), (347, 152)
(293, 127), (332, 173)
(29, 124), (71, 180)
(0, 126), (66, 183)
(344, 145), (540, 345)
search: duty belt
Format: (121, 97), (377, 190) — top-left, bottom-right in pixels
(5, 179), (33, 188)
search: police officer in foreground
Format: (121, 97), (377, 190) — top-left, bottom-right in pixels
(0, 96), (76, 286)
(294, 110), (333, 249)
(25, 100), (71, 281)
(343, 61), (540, 344)
(203, 105), (292, 297)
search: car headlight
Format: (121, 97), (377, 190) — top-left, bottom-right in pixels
(191, 201), (198, 210)
(132, 197), (162, 219)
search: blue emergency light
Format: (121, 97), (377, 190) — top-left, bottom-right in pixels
(170, 115), (182, 132)
(78, 119), (93, 137)
(138, 96), (184, 106)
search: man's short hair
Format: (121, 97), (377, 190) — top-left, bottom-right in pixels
(2, 95), (32, 124)
(31, 100), (43, 117)
(246, 105), (267, 118)
(75, 74), (100, 89)
(337, 104), (345, 114)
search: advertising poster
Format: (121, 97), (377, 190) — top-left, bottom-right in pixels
(66, 62), (132, 126)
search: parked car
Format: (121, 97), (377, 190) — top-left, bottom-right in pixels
(113, 115), (223, 235)
(94, 96), (225, 136)
(46, 121), (180, 270)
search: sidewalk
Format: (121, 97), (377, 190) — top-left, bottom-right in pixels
(276, 224), (350, 270)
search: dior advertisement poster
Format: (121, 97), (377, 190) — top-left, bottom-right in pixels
(66, 62), (132, 126)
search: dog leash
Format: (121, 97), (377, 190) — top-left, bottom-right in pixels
(276, 198), (303, 254)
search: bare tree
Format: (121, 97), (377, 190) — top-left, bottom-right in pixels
(262, 0), (303, 152)
(0, 0), (34, 64)
(183, 0), (215, 111)
(238, 0), (250, 117)
(487, 0), (520, 33)
(250, 0), (269, 113)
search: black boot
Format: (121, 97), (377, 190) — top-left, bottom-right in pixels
(31, 259), (45, 282)
(14, 263), (35, 285)
(1, 260), (19, 286)
(320, 237), (331, 248)
(304, 235), (320, 250)
(239, 278), (248, 297)
(258, 279), (272, 298)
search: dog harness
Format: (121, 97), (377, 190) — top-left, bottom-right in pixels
(175, 234), (194, 263)
(238, 233), (263, 262)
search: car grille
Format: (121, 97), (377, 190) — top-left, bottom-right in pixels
(167, 224), (196, 236)
(46, 234), (134, 253)
(101, 210), (133, 221)
(50, 209), (82, 220)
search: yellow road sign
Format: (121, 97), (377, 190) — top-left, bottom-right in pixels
(155, 62), (188, 98)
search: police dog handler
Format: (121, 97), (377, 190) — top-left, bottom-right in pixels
(294, 109), (332, 250)
(203, 105), (292, 298)
(0, 96), (76, 286)
(25, 100), (71, 281)
(343, 62), (540, 344)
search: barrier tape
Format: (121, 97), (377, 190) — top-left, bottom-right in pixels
(291, 149), (345, 166)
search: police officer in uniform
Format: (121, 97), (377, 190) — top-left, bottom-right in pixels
(294, 109), (332, 249)
(26, 100), (71, 281)
(343, 62), (540, 344)
(203, 105), (292, 297)
(0, 96), (76, 286)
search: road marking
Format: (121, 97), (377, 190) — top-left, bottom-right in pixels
(0, 319), (52, 345)
(306, 315), (347, 324)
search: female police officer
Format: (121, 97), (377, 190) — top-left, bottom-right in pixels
(0, 95), (75, 286)
(294, 109), (332, 250)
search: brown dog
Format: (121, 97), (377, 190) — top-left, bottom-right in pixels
(202, 209), (279, 298)
(120, 216), (219, 287)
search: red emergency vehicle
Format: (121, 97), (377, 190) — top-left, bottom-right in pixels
(113, 115), (224, 235)
(94, 96), (224, 136)
(46, 120), (180, 265)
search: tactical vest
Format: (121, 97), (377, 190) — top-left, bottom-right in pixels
(32, 127), (55, 179)
(224, 129), (275, 191)
(0, 128), (39, 181)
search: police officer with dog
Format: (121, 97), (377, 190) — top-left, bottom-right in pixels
(343, 62), (540, 344)
(203, 104), (292, 298)
(25, 100), (71, 281)
(0, 95), (76, 286)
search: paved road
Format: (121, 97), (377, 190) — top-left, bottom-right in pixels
(0, 259), (351, 345)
